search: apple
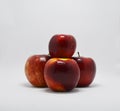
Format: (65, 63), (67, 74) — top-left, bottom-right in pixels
(25, 55), (51, 87)
(44, 58), (80, 92)
(49, 34), (76, 58)
(73, 52), (96, 87)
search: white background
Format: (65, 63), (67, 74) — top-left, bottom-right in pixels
(0, 0), (120, 111)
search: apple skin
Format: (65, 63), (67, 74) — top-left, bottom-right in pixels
(73, 56), (96, 87)
(25, 55), (51, 87)
(49, 34), (76, 58)
(44, 58), (80, 92)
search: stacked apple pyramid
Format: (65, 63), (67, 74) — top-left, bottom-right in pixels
(25, 34), (96, 92)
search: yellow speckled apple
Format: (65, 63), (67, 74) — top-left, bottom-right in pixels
(25, 55), (50, 87)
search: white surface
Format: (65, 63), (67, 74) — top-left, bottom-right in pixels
(0, 68), (120, 111)
(0, 0), (120, 111)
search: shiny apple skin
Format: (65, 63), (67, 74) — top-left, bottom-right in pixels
(44, 58), (80, 92)
(25, 55), (51, 87)
(49, 34), (76, 58)
(73, 57), (96, 87)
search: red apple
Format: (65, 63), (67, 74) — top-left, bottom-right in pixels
(73, 53), (96, 87)
(25, 55), (51, 87)
(49, 34), (76, 58)
(44, 58), (80, 92)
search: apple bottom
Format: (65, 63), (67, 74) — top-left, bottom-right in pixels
(44, 58), (80, 92)
(45, 75), (80, 92)
(44, 76), (66, 91)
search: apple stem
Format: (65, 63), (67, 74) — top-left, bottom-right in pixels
(77, 52), (80, 58)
